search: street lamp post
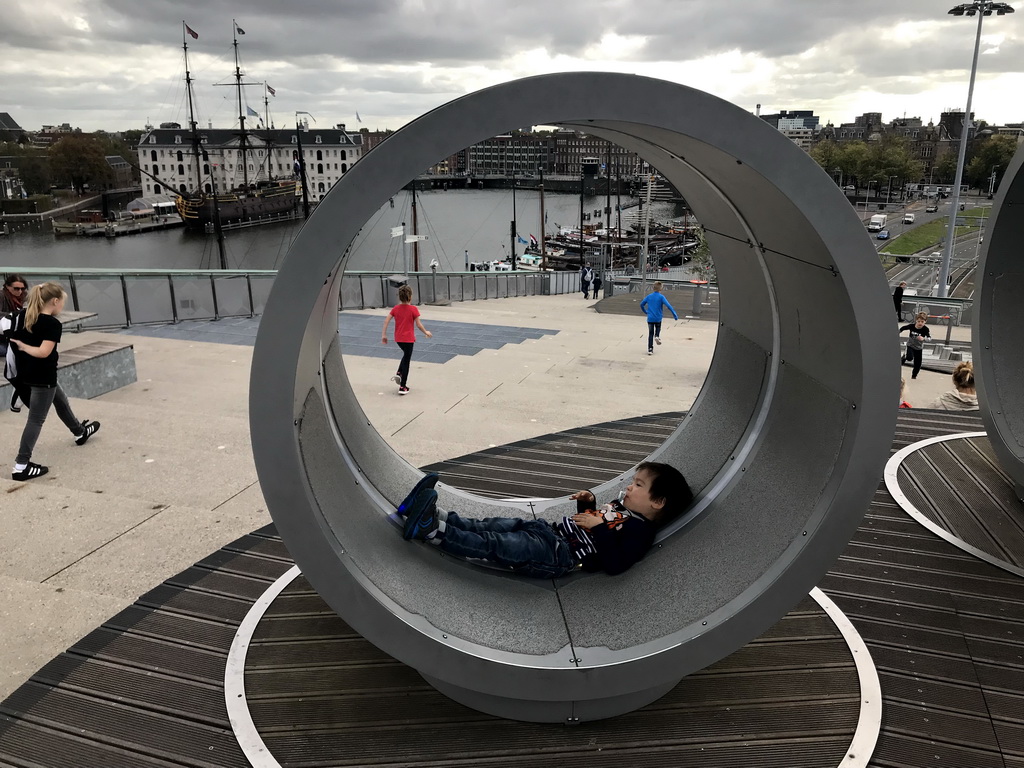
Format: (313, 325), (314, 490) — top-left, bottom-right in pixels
(988, 166), (999, 196)
(937, 0), (1015, 298)
(886, 175), (898, 205)
(862, 180), (876, 216)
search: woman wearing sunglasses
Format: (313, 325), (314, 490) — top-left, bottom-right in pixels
(1, 274), (28, 314)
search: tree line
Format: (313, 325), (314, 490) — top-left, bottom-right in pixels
(809, 132), (1019, 193)
(0, 131), (143, 196)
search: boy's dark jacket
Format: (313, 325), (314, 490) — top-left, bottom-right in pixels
(575, 497), (656, 575)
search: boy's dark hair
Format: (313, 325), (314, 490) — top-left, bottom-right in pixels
(637, 461), (692, 523)
(398, 284), (413, 303)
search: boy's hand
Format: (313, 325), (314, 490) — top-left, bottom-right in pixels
(570, 490), (596, 507)
(571, 512), (602, 530)
(381, 336), (388, 344)
(424, 330), (433, 338)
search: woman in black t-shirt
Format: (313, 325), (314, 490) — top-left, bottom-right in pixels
(8, 282), (101, 481)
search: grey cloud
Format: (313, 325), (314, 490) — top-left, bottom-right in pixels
(3, 0), (1022, 131)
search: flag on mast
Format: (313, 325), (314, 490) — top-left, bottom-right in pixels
(529, 234), (538, 248)
(246, 106), (259, 117)
(266, 84), (276, 96)
(355, 111), (362, 123)
(184, 23), (199, 40)
(235, 22), (246, 35)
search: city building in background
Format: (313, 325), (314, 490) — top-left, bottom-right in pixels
(137, 123), (362, 202)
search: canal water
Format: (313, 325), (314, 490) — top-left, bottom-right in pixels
(0, 189), (684, 273)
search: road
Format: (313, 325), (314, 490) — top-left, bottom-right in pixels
(881, 198), (991, 300)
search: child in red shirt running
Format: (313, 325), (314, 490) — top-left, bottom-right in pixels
(381, 284), (432, 395)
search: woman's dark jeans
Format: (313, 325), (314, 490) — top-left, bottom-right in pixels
(17, 384), (83, 464)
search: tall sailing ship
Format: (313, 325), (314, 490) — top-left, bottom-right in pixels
(169, 21), (300, 230)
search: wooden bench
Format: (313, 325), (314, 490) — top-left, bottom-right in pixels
(56, 310), (99, 333)
(2, 338), (136, 400)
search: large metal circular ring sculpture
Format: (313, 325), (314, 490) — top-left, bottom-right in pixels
(250, 73), (897, 722)
(975, 142), (1024, 501)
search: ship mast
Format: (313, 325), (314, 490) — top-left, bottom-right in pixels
(182, 22), (203, 192)
(263, 83), (274, 182)
(233, 20), (248, 189)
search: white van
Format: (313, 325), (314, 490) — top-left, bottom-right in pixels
(903, 213), (915, 224)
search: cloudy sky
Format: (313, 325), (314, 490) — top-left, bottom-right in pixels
(3, 0), (1023, 133)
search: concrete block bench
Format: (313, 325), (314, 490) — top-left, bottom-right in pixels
(2, 338), (136, 400)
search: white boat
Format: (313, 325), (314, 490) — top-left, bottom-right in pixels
(515, 254), (545, 271)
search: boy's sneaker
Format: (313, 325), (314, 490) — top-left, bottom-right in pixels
(397, 472), (440, 517)
(399, 386), (410, 395)
(655, 337), (662, 345)
(403, 489), (439, 540)
(75, 420), (101, 446)
(391, 374), (402, 385)
(648, 349), (653, 355)
(13, 462), (48, 482)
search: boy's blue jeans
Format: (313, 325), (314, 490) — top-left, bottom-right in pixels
(647, 321), (662, 351)
(440, 512), (577, 578)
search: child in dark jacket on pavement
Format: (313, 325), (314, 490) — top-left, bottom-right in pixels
(399, 462), (692, 578)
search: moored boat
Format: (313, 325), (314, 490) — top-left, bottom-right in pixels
(176, 180), (299, 228)
(158, 21), (300, 232)
(52, 210), (106, 236)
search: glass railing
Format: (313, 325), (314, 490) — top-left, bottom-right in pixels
(0, 267), (682, 329)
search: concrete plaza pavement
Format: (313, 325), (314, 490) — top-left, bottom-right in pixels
(0, 292), (964, 699)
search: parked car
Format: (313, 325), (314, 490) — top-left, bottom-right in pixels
(876, 230), (890, 240)
(925, 204), (938, 213)
(843, 185), (855, 191)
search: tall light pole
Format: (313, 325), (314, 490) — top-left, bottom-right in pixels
(988, 166), (1000, 196)
(937, 1), (1015, 298)
(862, 180), (876, 216)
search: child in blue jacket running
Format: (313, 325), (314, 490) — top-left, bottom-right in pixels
(639, 282), (678, 355)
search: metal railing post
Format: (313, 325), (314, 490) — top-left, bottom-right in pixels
(68, 274), (80, 311)
(120, 275), (132, 327)
(168, 275), (179, 323)
(210, 275), (220, 320)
